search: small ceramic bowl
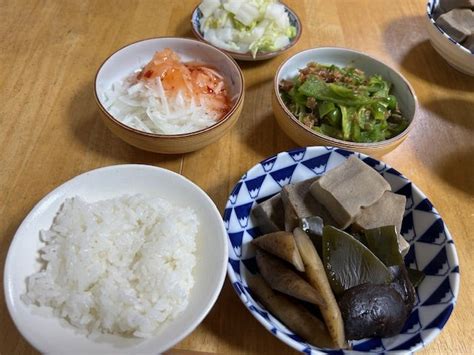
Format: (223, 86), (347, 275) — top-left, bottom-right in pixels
(190, 3), (301, 61)
(5, 164), (229, 354)
(94, 37), (244, 154)
(272, 47), (418, 157)
(425, 0), (474, 76)
(225, 146), (459, 354)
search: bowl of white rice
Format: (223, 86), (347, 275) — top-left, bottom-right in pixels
(94, 37), (245, 154)
(4, 165), (228, 354)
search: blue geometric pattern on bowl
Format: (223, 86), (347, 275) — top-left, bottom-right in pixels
(426, 0), (474, 55)
(225, 146), (459, 354)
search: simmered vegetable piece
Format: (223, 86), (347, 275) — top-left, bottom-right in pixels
(364, 227), (419, 310)
(364, 225), (404, 267)
(323, 226), (393, 296)
(388, 266), (416, 313)
(354, 191), (406, 233)
(246, 273), (336, 349)
(310, 156), (390, 229)
(251, 194), (285, 234)
(293, 228), (347, 349)
(281, 177), (336, 231)
(407, 268), (426, 288)
(300, 216), (324, 237)
(354, 191), (410, 256)
(338, 283), (409, 340)
(252, 231), (305, 272)
(299, 216), (324, 255)
(255, 249), (323, 306)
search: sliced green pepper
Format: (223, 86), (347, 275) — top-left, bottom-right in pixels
(318, 101), (335, 118)
(340, 106), (352, 140)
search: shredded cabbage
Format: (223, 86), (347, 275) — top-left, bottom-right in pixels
(198, 0), (296, 57)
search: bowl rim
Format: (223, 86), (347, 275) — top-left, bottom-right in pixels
(225, 146), (460, 353)
(426, 0), (474, 56)
(93, 36), (245, 139)
(4, 164), (229, 353)
(273, 46), (419, 148)
(190, 2), (302, 60)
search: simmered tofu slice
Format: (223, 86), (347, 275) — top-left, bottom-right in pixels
(310, 156), (390, 229)
(251, 194), (284, 234)
(439, 0), (474, 13)
(436, 8), (474, 42)
(464, 35), (474, 51)
(353, 191), (405, 233)
(353, 191), (410, 255)
(281, 176), (336, 231)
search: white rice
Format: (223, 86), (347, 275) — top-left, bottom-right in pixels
(22, 194), (198, 338)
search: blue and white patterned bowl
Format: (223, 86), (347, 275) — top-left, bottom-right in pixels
(425, 0), (474, 76)
(225, 146), (459, 353)
(190, 4), (301, 61)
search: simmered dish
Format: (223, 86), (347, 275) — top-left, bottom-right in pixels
(434, 0), (474, 51)
(102, 48), (231, 134)
(279, 62), (409, 143)
(249, 156), (423, 348)
(22, 194), (198, 338)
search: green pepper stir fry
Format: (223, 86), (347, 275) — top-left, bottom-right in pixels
(279, 62), (409, 143)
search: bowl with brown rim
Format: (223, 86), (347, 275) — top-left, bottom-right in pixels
(272, 47), (418, 157)
(94, 37), (245, 154)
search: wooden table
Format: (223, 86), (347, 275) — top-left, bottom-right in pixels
(1, 0), (473, 353)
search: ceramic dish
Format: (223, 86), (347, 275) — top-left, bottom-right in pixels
(272, 47), (418, 157)
(425, 0), (474, 76)
(94, 37), (245, 154)
(190, 3), (301, 61)
(4, 165), (228, 354)
(225, 146), (459, 353)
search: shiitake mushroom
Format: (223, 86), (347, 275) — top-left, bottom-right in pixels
(338, 283), (409, 340)
(388, 265), (416, 313)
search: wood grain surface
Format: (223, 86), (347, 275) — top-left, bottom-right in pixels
(1, 0), (473, 354)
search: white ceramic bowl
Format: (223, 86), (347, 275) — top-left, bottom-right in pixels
(4, 165), (228, 354)
(425, 0), (474, 76)
(94, 37), (245, 153)
(273, 47), (418, 157)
